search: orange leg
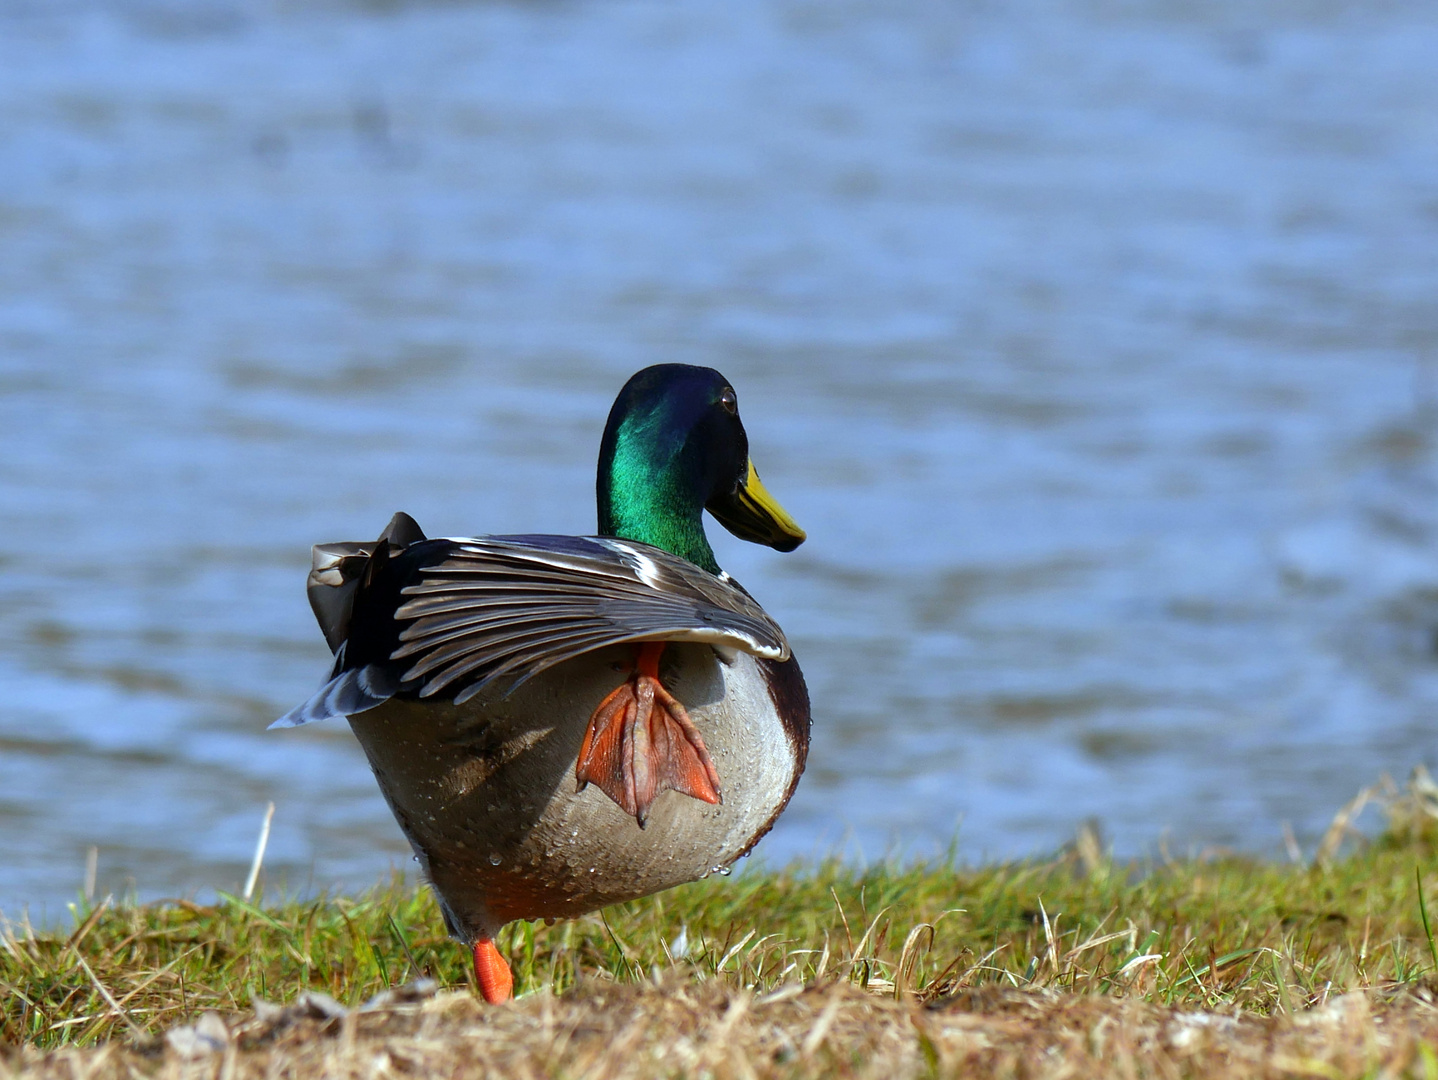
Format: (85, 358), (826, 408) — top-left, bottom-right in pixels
(473, 937), (513, 1003)
(575, 641), (722, 826)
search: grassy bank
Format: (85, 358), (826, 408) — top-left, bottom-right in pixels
(5, 776), (1438, 1076)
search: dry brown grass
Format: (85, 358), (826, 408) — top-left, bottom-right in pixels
(7, 976), (1438, 1079)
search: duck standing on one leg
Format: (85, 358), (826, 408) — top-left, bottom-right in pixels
(273, 364), (811, 1003)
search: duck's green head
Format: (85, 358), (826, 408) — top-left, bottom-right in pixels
(597, 364), (806, 574)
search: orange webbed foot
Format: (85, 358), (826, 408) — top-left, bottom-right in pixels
(575, 642), (722, 825)
(474, 937), (513, 1003)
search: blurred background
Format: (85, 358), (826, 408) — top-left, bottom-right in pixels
(4, 0), (1438, 919)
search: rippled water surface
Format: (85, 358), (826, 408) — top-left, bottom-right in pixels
(5, 0), (1438, 917)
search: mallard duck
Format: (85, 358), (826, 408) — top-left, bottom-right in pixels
(273, 364), (810, 1002)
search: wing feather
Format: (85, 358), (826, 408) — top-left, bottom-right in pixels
(393, 605), (605, 655)
(401, 618), (614, 683)
(419, 624), (628, 698)
(390, 534), (789, 701)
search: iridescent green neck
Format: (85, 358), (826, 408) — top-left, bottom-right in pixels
(597, 416), (720, 574)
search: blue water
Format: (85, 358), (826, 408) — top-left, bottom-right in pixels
(4, 0), (1438, 918)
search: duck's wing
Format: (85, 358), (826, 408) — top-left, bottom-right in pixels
(392, 534), (790, 703)
(273, 528), (790, 727)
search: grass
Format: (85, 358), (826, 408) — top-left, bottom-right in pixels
(5, 771), (1438, 1076)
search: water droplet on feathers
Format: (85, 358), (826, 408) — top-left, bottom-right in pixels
(488, 853), (501, 866)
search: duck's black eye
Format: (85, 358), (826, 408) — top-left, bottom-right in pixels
(720, 387), (738, 415)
